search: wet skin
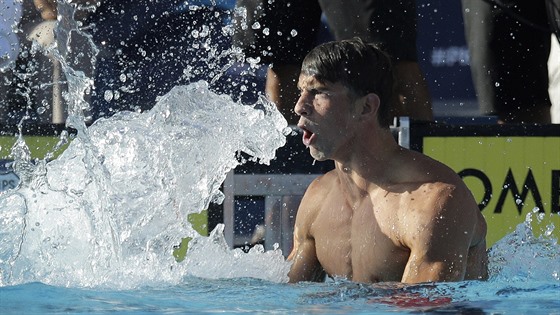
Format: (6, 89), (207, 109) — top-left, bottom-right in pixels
(288, 75), (488, 284)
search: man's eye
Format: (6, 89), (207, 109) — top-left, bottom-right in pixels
(305, 89), (316, 96)
(313, 90), (330, 98)
(299, 88), (329, 98)
(309, 89), (323, 96)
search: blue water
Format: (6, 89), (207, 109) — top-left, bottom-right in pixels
(2, 277), (559, 314)
(1, 216), (558, 314)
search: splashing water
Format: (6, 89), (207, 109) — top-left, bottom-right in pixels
(0, 1), (291, 289)
(0, 81), (291, 288)
(488, 210), (559, 283)
(0, 1), (558, 300)
(184, 224), (291, 282)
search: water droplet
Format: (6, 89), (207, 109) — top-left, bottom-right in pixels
(545, 223), (555, 237)
(104, 90), (114, 102)
(263, 28), (270, 36)
(119, 74), (127, 82)
(251, 22), (261, 30)
(495, 82), (500, 87)
(36, 106), (46, 115)
(200, 25), (210, 37)
(290, 29), (298, 37)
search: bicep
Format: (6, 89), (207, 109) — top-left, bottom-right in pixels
(401, 188), (477, 283)
(401, 240), (470, 283)
(287, 184), (326, 283)
(287, 234), (324, 282)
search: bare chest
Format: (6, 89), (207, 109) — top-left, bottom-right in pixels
(311, 193), (410, 282)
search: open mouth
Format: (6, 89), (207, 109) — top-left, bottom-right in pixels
(301, 128), (315, 147)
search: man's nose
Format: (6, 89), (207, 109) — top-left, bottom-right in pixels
(294, 93), (311, 117)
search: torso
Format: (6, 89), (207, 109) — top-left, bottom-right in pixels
(306, 159), (487, 282)
(310, 193), (409, 282)
(311, 176), (413, 282)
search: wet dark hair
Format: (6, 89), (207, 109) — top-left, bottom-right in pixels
(301, 38), (395, 128)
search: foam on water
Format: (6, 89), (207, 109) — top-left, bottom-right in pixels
(0, 81), (291, 288)
(488, 210), (559, 283)
(184, 224), (291, 282)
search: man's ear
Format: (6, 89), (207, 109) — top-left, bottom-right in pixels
(361, 93), (380, 117)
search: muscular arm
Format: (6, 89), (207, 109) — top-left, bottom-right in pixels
(287, 226), (324, 282)
(400, 184), (482, 283)
(287, 179), (326, 283)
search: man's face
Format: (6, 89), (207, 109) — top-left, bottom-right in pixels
(294, 74), (359, 161)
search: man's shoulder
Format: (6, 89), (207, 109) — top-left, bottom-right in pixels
(393, 180), (463, 209)
(298, 171), (338, 214)
(397, 178), (480, 233)
(307, 169), (338, 191)
(391, 150), (478, 213)
(398, 149), (467, 188)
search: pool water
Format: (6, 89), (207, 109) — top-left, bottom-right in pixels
(0, 2), (558, 314)
(1, 212), (558, 314)
(1, 275), (559, 314)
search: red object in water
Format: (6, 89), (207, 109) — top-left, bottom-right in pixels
(370, 292), (453, 308)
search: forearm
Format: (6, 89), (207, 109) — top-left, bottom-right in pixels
(287, 241), (325, 283)
(401, 254), (466, 283)
(288, 261), (325, 283)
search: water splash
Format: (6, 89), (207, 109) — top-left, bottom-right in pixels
(0, 0), (294, 289)
(1, 0), (559, 294)
(488, 210), (560, 282)
(0, 81), (290, 288)
(184, 224), (291, 282)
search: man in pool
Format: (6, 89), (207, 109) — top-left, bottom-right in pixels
(287, 38), (488, 284)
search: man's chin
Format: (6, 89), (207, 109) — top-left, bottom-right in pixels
(309, 148), (328, 161)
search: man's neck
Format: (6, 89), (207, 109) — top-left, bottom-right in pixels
(334, 128), (402, 196)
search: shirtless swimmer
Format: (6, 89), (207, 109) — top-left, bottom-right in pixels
(287, 38), (488, 284)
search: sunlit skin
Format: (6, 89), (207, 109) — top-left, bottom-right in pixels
(287, 74), (488, 284)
